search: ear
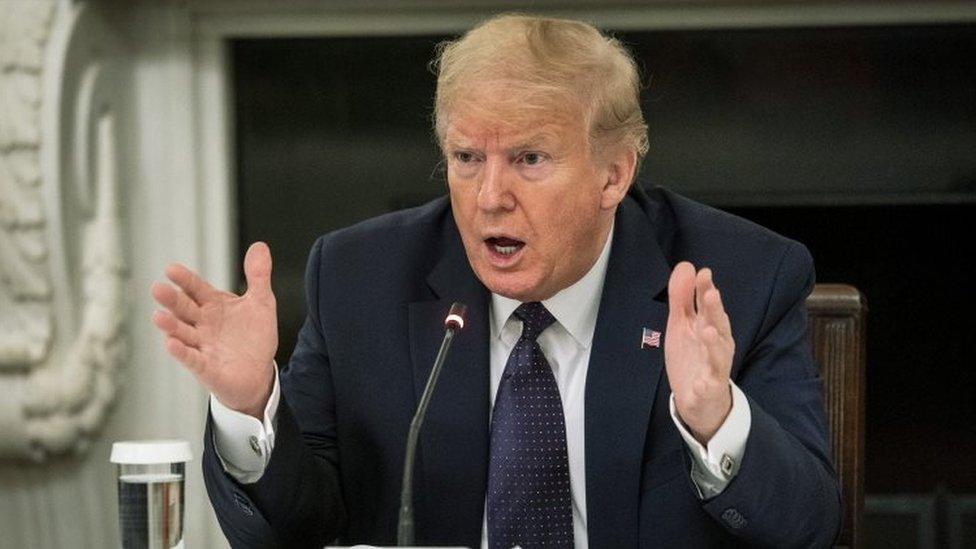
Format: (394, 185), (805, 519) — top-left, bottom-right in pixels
(600, 147), (638, 210)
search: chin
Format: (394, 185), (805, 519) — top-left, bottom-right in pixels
(479, 271), (543, 302)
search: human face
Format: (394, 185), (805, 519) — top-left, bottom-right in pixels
(444, 105), (627, 301)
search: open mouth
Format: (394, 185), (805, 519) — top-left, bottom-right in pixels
(486, 236), (524, 255)
(484, 236), (525, 263)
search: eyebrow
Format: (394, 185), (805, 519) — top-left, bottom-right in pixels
(510, 134), (556, 151)
(445, 132), (560, 153)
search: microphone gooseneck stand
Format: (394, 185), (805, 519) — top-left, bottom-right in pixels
(397, 302), (466, 546)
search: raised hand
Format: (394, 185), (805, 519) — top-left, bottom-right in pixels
(664, 261), (735, 445)
(151, 242), (279, 419)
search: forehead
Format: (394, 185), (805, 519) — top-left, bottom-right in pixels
(442, 83), (588, 146)
(446, 120), (558, 147)
(444, 106), (586, 150)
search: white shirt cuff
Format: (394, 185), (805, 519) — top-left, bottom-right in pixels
(669, 380), (751, 499)
(209, 364), (281, 484)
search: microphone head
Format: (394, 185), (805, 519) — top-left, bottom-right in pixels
(444, 302), (467, 331)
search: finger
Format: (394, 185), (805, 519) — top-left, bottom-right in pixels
(243, 241), (274, 303)
(702, 286), (733, 340)
(152, 310), (201, 348)
(165, 336), (207, 373)
(695, 268), (716, 314)
(701, 325), (733, 377)
(151, 282), (201, 324)
(668, 261), (697, 319)
(165, 263), (220, 305)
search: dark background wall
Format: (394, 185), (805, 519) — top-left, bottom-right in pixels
(233, 23), (976, 544)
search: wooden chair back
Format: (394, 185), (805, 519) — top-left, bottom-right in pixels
(807, 284), (867, 548)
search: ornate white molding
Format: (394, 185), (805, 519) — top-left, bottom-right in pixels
(0, 0), (128, 461)
(0, 1), (54, 369)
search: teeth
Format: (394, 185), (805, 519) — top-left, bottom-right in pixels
(493, 244), (518, 255)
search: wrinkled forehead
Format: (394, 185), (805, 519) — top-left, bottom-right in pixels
(440, 84), (589, 149)
(445, 120), (564, 152)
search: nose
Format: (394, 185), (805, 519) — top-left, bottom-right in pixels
(476, 157), (515, 212)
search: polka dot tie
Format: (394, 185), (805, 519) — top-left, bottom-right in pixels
(487, 302), (574, 549)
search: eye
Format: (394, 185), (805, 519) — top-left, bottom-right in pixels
(517, 152), (548, 166)
(450, 150), (481, 178)
(454, 151), (477, 164)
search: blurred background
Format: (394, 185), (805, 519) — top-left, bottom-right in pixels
(1, 0), (974, 547)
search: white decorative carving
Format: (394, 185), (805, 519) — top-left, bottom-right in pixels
(0, 0), (129, 461)
(0, 1), (55, 369)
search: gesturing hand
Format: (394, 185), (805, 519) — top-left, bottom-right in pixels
(665, 262), (735, 445)
(151, 242), (279, 419)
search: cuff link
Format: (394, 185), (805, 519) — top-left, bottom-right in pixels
(248, 435), (263, 457)
(720, 453), (734, 476)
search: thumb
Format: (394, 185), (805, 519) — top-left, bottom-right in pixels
(244, 241), (273, 301)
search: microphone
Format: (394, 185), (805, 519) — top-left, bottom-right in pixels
(397, 302), (467, 546)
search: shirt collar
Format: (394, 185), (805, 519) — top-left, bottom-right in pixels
(490, 223), (614, 349)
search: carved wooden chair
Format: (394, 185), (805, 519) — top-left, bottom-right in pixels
(807, 284), (867, 548)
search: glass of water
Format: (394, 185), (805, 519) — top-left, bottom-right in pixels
(110, 440), (192, 549)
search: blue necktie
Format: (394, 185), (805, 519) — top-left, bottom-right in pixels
(487, 302), (574, 549)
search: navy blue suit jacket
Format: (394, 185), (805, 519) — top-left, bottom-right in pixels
(203, 186), (842, 548)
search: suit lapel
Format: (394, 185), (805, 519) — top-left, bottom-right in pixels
(585, 197), (672, 547)
(407, 219), (490, 547)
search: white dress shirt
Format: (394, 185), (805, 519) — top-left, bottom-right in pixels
(210, 225), (752, 547)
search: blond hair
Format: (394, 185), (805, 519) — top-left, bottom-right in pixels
(432, 14), (648, 160)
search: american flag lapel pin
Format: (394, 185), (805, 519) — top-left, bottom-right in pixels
(641, 327), (661, 349)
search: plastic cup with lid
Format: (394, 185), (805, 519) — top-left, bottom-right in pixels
(110, 440), (192, 549)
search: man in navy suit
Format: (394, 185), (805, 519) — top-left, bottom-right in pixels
(152, 14), (840, 548)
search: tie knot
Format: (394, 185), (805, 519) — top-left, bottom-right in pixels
(514, 302), (556, 341)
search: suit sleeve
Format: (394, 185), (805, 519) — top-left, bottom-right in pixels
(203, 236), (347, 548)
(700, 241), (842, 547)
